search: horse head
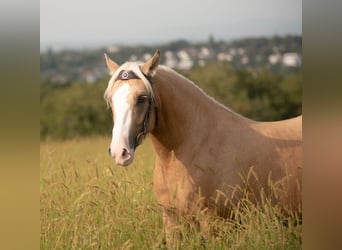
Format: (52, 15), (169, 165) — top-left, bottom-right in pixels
(104, 50), (160, 166)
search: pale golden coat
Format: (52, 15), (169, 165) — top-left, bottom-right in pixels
(104, 50), (302, 242)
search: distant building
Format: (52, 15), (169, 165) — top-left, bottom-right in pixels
(217, 52), (233, 62)
(142, 53), (152, 61)
(107, 46), (120, 53)
(164, 51), (178, 68)
(268, 53), (282, 65)
(176, 50), (194, 70)
(237, 48), (245, 55)
(241, 56), (249, 65)
(198, 47), (211, 59)
(129, 54), (138, 61)
(282, 53), (301, 67)
(229, 48), (237, 56)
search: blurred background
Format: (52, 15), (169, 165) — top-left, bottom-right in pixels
(40, 0), (302, 140)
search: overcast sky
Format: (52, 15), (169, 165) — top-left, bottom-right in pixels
(40, 0), (301, 49)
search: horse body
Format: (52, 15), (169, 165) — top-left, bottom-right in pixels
(103, 50), (302, 242)
(150, 67), (302, 219)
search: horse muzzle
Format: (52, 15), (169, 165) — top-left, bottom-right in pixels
(108, 146), (134, 166)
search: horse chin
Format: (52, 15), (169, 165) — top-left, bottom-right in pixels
(116, 157), (134, 167)
(115, 149), (135, 167)
(109, 142), (136, 167)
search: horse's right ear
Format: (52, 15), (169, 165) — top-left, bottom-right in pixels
(104, 53), (119, 75)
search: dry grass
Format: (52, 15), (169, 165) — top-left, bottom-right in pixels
(40, 137), (301, 249)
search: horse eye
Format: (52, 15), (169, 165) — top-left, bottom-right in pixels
(137, 95), (148, 104)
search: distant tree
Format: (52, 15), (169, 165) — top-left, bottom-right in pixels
(40, 79), (112, 139)
(183, 62), (236, 106)
(184, 62), (301, 121)
(232, 69), (301, 121)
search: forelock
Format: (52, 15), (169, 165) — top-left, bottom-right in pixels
(104, 62), (155, 106)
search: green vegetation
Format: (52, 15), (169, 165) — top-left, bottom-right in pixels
(184, 63), (301, 121)
(40, 137), (301, 249)
(41, 62), (301, 139)
(40, 79), (112, 139)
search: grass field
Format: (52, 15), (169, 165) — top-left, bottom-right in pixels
(40, 137), (301, 249)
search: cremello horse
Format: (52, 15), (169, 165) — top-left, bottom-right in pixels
(104, 50), (302, 242)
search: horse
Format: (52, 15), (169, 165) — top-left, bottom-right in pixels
(103, 50), (302, 244)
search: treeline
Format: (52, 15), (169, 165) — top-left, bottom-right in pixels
(40, 79), (112, 139)
(184, 62), (301, 121)
(40, 62), (301, 140)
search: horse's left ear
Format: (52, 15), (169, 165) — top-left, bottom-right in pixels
(141, 50), (160, 77)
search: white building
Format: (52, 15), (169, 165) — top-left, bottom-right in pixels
(241, 55), (249, 65)
(217, 52), (233, 62)
(164, 51), (178, 68)
(198, 47), (211, 59)
(176, 50), (194, 70)
(268, 53), (282, 65)
(282, 53), (301, 67)
(142, 53), (152, 61)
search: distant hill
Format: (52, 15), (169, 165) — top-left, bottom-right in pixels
(40, 35), (301, 84)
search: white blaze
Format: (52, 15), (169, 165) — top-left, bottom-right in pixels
(110, 84), (132, 152)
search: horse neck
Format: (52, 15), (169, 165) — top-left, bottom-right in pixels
(149, 67), (247, 153)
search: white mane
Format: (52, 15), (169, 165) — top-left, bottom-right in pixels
(157, 65), (247, 119)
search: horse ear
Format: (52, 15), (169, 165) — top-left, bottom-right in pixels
(141, 50), (160, 76)
(104, 53), (119, 75)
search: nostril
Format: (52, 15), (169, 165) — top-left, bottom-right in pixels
(122, 148), (128, 157)
(108, 148), (111, 155)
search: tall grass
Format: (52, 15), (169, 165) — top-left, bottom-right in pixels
(40, 137), (301, 249)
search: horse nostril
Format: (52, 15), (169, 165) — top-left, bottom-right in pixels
(108, 148), (111, 155)
(122, 148), (128, 157)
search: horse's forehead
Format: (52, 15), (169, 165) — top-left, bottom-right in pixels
(111, 80), (146, 104)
